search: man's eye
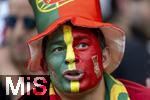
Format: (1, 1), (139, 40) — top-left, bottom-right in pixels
(52, 47), (64, 53)
(76, 43), (88, 49)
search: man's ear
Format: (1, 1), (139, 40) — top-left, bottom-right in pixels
(102, 47), (110, 69)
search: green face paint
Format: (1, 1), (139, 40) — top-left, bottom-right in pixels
(45, 26), (71, 92)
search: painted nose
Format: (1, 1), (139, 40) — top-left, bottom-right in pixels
(65, 57), (79, 64)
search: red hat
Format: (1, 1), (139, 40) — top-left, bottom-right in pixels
(27, 0), (125, 73)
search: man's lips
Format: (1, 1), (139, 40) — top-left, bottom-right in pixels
(63, 69), (84, 81)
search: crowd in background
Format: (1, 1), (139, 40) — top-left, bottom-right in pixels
(0, 0), (150, 99)
(100, 0), (150, 87)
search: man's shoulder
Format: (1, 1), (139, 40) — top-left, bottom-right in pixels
(119, 79), (150, 100)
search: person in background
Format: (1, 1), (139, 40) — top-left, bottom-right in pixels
(0, 0), (36, 75)
(105, 0), (150, 87)
(0, 0), (36, 99)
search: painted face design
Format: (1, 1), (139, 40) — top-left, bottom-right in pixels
(45, 24), (103, 93)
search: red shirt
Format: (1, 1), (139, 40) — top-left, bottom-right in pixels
(120, 79), (150, 100)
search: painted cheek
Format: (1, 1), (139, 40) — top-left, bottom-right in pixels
(91, 40), (103, 76)
(76, 53), (102, 92)
(46, 53), (67, 91)
(72, 29), (103, 92)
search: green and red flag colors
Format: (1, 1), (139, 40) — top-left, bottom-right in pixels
(45, 25), (103, 93)
(28, 0), (125, 77)
(29, 0), (102, 33)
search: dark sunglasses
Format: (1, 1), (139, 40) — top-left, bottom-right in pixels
(5, 15), (36, 30)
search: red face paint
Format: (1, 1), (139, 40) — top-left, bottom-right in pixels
(72, 28), (103, 92)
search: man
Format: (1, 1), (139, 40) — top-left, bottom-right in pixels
(20, 0), (150, 100)
(0, 0), (36, 99)
(0, 0), (36, 75)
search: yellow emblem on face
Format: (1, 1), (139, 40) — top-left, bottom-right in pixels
(36, 0), (74, 13)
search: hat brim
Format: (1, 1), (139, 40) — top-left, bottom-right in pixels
(27, 16), (125, 74)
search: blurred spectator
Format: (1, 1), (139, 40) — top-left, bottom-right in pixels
(104, 0), (150, 87)
(0, 0), (37, 75)
(0, 0), (37, 99)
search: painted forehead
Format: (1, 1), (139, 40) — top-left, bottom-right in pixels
(47, 24), (98, 42)
(47, 25), (64, 44)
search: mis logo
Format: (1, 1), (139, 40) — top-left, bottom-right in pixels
(36, 0), (74, 12)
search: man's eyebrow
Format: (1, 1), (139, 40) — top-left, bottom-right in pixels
(47, 40), (65, 46)
(74, 35), (90, 40)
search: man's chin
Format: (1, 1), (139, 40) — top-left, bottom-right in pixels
(12, 54), (27, 64)
(56, 85), (97, 96)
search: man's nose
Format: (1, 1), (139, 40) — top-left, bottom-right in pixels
(14, 19), (26, 38)
(65, 57), (79, 64)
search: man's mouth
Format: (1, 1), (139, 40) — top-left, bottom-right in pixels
(63, 70), (84, 81)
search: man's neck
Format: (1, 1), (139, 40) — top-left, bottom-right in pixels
(56, 77), (105, 100)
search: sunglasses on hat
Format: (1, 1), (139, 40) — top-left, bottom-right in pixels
(5, 15), (36, 30)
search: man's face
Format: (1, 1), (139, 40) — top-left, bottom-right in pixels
(45, 25), (103, 93)
(6, 0), (36, 63)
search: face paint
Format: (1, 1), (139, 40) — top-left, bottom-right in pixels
(45, 24), (103, 94)
(45, 27), (70, 92)
(72, 27), (103, 92)
(63, 25), (79, 93)
(92, 55), (101, 78)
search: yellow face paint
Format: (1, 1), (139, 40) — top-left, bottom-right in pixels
(63, 25), (79, 93)
(49, 83), (55, 95)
